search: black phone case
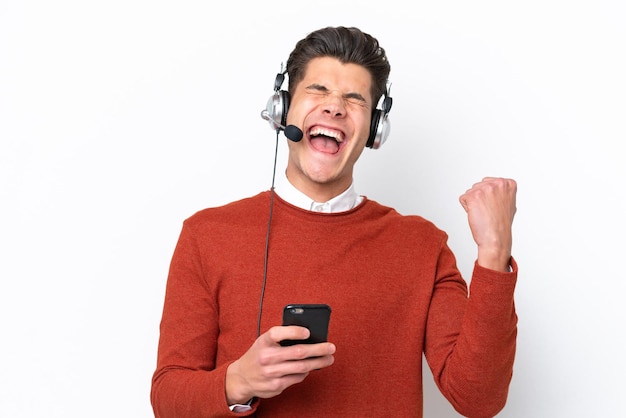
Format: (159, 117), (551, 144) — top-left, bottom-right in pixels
(280, 304), (331, 346)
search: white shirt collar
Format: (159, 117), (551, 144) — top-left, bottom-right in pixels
(274, 169), (363, 213)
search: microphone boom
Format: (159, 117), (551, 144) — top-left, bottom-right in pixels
(260, 110), (303, 142)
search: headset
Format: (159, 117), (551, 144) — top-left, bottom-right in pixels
(261, 69), (393, 149)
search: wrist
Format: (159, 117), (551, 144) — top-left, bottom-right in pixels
(476, 246), (511, 272)
(225, 361), (253, 405)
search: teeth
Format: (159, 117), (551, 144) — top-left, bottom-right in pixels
(309, 127), (343, 142)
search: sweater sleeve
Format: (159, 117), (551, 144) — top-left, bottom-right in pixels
(424, 242), (518, 418)
(150, 222), (259, 418)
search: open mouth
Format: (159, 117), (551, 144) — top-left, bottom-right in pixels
(308, 126), (344, 154)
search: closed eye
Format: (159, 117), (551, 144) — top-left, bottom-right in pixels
(305, 84), (369, 109)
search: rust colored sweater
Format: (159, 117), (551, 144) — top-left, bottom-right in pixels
(151, 192), (517, 418)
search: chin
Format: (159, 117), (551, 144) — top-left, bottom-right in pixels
(305, 165), (346, 186)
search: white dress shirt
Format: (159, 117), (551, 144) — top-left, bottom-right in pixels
(273, 169), (363, 213)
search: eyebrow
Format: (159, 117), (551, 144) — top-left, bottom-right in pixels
(305, 83), (367, 103)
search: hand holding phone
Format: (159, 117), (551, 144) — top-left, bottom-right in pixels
(280, 304), (331, 346)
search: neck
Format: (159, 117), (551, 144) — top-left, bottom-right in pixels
(285, 168), (352, 203)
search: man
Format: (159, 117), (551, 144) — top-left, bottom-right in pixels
(151, 26), (518, 417)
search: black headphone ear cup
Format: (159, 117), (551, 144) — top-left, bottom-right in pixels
(367, 109), (381, 149)
(366, 108), (391, 150)
(280, 90), (291, 127)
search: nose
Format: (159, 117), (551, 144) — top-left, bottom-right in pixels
(322, 91), (346, 118)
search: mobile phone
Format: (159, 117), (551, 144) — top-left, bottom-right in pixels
(280, 304), (331, 346)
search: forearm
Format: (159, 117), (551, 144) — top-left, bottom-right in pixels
(440, 260), (518, 417)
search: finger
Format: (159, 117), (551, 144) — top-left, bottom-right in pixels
(260, 344), (335, 382)
(278, 349), (335, 377)
(265, 325), (310, 345)
(459, 194), (469, 212)
(285, 342), (336, 360)
(285, 353), (335, 375)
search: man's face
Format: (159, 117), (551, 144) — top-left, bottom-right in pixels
(284, 56), (374, 201)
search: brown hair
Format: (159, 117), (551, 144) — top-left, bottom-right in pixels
(286, 26), (391, 105)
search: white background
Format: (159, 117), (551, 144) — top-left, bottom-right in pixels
(1, 1), (625, 417)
